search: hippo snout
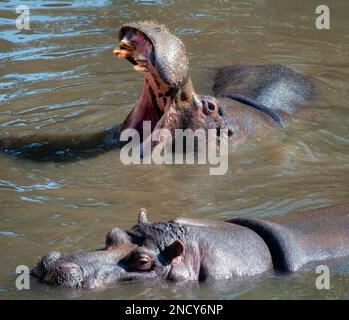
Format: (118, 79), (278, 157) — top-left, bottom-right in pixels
(32, 248), (137, 289)
(32, 250), (61, 279)
(51, 262), (84, 288)
(32, 251), (84, 288)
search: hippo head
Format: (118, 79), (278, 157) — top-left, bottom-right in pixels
(114, 21), (232, 149)
(32, 209), (188, 289)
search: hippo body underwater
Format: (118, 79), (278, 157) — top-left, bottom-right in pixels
(33, 203), (349, 289)
(1, 21), (316, 159)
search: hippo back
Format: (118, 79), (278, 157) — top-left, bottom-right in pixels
(212, 64), (316, 115)
(229, 203), (349, 272)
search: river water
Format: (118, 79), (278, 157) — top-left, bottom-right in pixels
(0, 0), (348, 299)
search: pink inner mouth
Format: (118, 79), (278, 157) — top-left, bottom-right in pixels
(115, 30), (175, 137)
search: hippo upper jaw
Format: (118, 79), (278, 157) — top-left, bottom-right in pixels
(118, 21), (189, 89)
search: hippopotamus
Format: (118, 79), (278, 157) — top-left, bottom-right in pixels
(113, 21), (316, 153)
(0, 21), (316, 160)
(32, 203), (349, 289)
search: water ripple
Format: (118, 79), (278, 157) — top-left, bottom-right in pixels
(0, 230), (26, 238)
(0, 179), (61, 192)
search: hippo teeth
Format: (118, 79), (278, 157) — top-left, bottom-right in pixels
(113, 49), (132, 59)
(133, 65), (148, 73)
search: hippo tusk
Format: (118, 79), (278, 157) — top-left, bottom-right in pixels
(113, 49), (132, 59)
(133, 64), (148, 73)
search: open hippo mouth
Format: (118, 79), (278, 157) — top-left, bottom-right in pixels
(114, 21), (189, 134)
(113, 21), (233, 148)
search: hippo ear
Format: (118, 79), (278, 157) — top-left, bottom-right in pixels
(105, 227), (131, 249)
(163, 240), (185, 262)
(138, 208), (148, 224)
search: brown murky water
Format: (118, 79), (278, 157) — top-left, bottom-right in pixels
(1, 0), (349, 299)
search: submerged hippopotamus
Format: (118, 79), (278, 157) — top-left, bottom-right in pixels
(1, 21), (315, 159)
(32, 203), (349, 289)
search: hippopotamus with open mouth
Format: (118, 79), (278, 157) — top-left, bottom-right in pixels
(113, 20), (316, 152)
(0, 21), (316, 159)
(32, 203), (349, 289)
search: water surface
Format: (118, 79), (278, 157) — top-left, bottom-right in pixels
(0, 0), (348, 299)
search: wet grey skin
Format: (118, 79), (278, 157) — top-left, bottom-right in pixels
(32, 203), (349, 289)
(0, 21), (316, 160)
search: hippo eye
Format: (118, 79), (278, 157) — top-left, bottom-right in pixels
(136, 256), (153, 271)
(126, 252), (154, 271)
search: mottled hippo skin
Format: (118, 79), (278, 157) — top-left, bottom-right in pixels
(1, 21), (315, 159)
(33, 203), (349, 289)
